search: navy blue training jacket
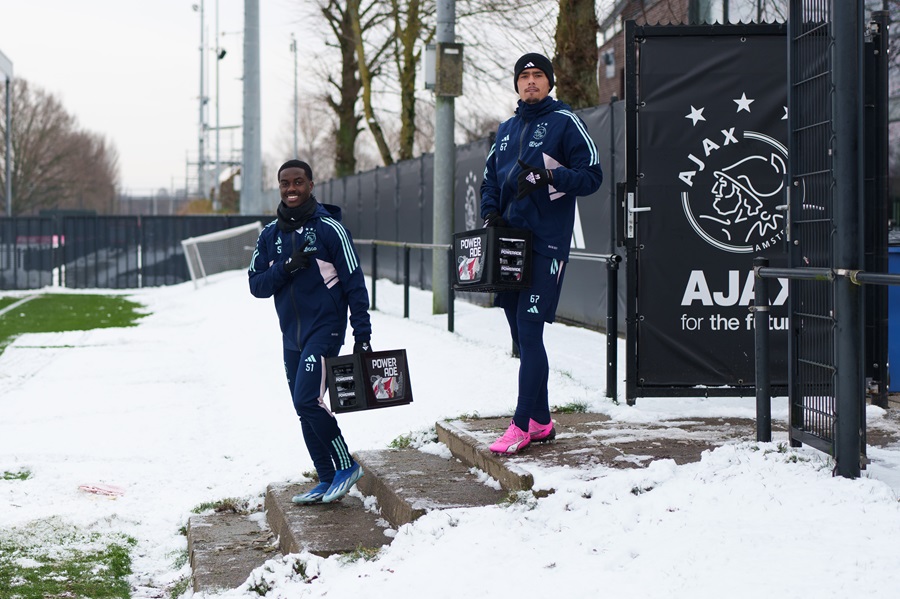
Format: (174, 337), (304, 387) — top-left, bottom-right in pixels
(480, 96), (603, 261)
(248, 201), (372, 351)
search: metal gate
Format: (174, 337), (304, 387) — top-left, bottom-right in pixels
(785, 1), (889, 476)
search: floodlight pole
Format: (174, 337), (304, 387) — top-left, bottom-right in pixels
(214, 0), (221, 209)
(198, 0), (208, 199)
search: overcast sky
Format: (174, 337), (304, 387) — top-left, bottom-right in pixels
(0, 0), (316, 195)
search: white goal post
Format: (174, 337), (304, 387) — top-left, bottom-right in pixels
(181, 221), (263, 287)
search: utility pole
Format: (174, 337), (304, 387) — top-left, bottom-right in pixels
(432, 0), (457, 314)
(291, 33), (298, 158)
(241, 0), (262, 214)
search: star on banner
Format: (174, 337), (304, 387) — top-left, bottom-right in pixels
(685, 105), (706, 126)
(734, 93), (754, 112)
(782, 106), (788, 120)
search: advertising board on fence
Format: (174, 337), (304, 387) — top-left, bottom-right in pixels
(626, 24), (790, 397)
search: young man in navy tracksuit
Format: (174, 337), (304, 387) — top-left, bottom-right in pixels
(249, 160), (371, 503)
(480, 53), (604, 455)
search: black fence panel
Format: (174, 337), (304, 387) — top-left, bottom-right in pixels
(397, 155), (429, 288)
(0, 215), (273, 290)
(375, 165), (401, 282)
(787, 2), (837, 455)
(0, 217), (55, 290)
(417, 154), (437, 291)
(61, 216), (140, 289)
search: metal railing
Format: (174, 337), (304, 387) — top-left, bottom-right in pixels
(753, 257), (899, 471)
(357, 238), (623, 400)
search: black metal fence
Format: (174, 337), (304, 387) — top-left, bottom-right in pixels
(0, 215), (270, 290)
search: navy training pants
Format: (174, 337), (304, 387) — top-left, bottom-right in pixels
(284, 341), (354, 484)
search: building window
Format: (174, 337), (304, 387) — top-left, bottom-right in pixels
(602, 50), (616, 79)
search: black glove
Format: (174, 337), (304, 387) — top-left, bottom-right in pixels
(483, 211), (506, 228)
(353, 338), (373, 354)
(283, 239), (318, 274)
(516, 159), (552, 200)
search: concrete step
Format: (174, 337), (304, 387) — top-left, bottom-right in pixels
(264, 481), (392, 557)
(187, 512), (280, 594)
(354, 448), (508, 527)
(436, 419), (535, 492)
(188, 412), (772, 591)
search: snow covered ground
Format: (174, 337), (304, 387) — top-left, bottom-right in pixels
(1, 271), (900, 598)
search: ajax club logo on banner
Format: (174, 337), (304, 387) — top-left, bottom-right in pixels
(677, 93), (792, 254)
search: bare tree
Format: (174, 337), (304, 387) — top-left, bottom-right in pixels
(320, 0), (364, 177)
(555, 0), (600, 108)
(389, 0), (435, 160)
(348, 0), (395, 165)
(0, 79), (119, 216)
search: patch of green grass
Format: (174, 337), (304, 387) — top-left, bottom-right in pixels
(0, 294), (146, 356)
(339, 545), (381, 564)
(0, 518), (135, 599)
(388, 434), (414, 449)
(454, 411), (481, 421)
(387, 427), (438, 450)
(190, 497), (248, 515)
(551, 401), (589, 414)
(0, 297), (17, 311)
(1, 469), (31, 481)
(499, 490), (538, 510)
(169, 576), (191, 598)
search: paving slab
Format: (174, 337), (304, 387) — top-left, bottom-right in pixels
(187, 512), (279, 593)
(265, 482), (392, 557)
(354, 448), (508, 527)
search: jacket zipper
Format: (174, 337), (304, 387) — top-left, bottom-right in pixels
(287, 231), (303, 349)
(500, 118), (531, 216)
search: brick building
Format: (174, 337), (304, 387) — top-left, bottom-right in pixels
(597, 1), (787, 103)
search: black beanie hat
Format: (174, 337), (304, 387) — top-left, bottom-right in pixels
(277, 159), (313, 181)
(514, 53), (554, 92)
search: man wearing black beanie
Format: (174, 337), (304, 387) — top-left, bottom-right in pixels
(480, 53), (604, 455)
(513, 52), (555, 94)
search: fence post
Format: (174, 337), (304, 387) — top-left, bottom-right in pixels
(606, 254), (620, 400)
(753, 256), (772, 443)
(446, 246), (455, 333)
(371, 243), (378, 312)
(403, 245), (410, 319)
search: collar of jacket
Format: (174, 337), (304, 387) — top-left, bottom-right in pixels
(515, 95), (559, 120)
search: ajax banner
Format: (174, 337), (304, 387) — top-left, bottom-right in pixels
(630, 27), (789, 390)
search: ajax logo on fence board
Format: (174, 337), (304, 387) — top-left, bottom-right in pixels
(677, 94), (792, 254)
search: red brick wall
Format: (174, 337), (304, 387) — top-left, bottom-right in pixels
(597, 1), (691, 103)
